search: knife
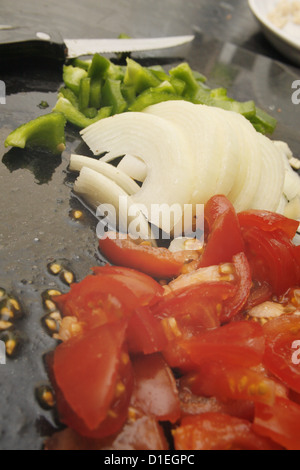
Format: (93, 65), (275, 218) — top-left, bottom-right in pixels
(0, 26), (194, 62)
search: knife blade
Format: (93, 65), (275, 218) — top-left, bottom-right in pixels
(0, 26), (194, 63)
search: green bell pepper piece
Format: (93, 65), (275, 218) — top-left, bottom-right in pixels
(4, 112), (66, 155)
(124, 58), (161, 94)
(63, 65), (88, 95)
(58, 87), (79, 108)
(53, 97), (112, 129)
(169, 62), (201, 98)
(78, 77), (91, 112)
(129, 89), (183, 112)
(249, 107), (277, 135)
(101, 79), (128, 114)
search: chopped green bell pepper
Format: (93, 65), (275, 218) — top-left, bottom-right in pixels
(4, 112), (66, 155)
(101, 79), (128, 114)
(63, 65), (88, 95)
(124, 58), (161, 94)
(53, 97), (112, 128)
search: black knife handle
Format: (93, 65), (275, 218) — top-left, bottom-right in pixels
(0, 27), (67, 65)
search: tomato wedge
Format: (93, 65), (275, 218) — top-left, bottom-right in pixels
(262, 315), (300, 394)
(253, 396), (300, 450)
(181, 321), (265, 368)
(199, 195), (245, 267)
(240, 226), (299, 296)
(173, 413), (281, 450)
(53, 321), (133, 437)
(238, 210), (299, 240)
(183, 362), (276, 406)
(54, 266), (163, 329)
(98, 232), (198, 279)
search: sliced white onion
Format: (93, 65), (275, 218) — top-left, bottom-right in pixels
(74, 166), (153, 240)
(284, 196), (300, 220)
(144, 101), (239, 203)
(70, 154), (140, 195)
(249, 134), (284, 212)
(117, 154), (147, 182)
(80, 112), (195, 229)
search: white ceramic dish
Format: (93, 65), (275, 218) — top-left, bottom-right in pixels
(248, 0), (300, 66)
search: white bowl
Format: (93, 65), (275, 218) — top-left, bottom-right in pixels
(248, 0), (300, 66)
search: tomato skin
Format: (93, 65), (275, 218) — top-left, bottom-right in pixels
(240, 226), (299, 296)
(126, 306), (167, 355)
(253, 396), (300, 450)
(53, 321), (132, 436)
(183, 362), (276, 406)
(98, 232), (190, 279)
(92, 265), (164, 305)
(131, 353), (181, 423)
(54, 266), (164, 329)
(181, 321), (265, 368)
(262, 315), (300, 394)
(238, 210), (299, 240)
(173, 413), (281, 450)
(199, 195), (245, 268)
(220, 252), (252, 323)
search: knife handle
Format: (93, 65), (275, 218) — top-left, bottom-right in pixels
(0, 27), (67, 64)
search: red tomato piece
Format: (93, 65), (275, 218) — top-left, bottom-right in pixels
(92, 265), (164, 306)
(240, 226), (299, 296)
(54, 267), (164, 329)
(131, 353), (181, 424)
(53, 321), (133, 437)
(153, 281), (235, 328)
(262, 315), (300, 394)
(181, 321), (265, 368)
(253, 396), (300, 450)
(126, 306), (167, 355)
(220, 252), (252, 323)
(183, 362), (276, 406)
(98, 232), (197, 279)
(173, 413), (281, 450)
(238, 210), (299, 240)
(199, 195), (245, 268)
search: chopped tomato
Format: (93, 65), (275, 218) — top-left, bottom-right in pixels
(54, 267), (163, 329)
(253, 396), (300, 450)
(126, 306), (167, 355)
(92, 265), (164, 305)
(238, 210), (299, 240)
(240, 226), (299, 296)
(220, 252), (252, 323)
(53, 321), (133, 438)
(183, 362), (276, 406)
(131, 353), (181, 423)
(244, 280), (273, 310)
(173, 413), (281, 450)
(262, 315), (300, 394)
(98, 232), (198, 279)
(199, 195), (245, 267)
(181, 321), (265, 368)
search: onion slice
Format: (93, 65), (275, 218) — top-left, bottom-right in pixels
(69, 154), (140, 195)
(80, 112), (195, 229)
